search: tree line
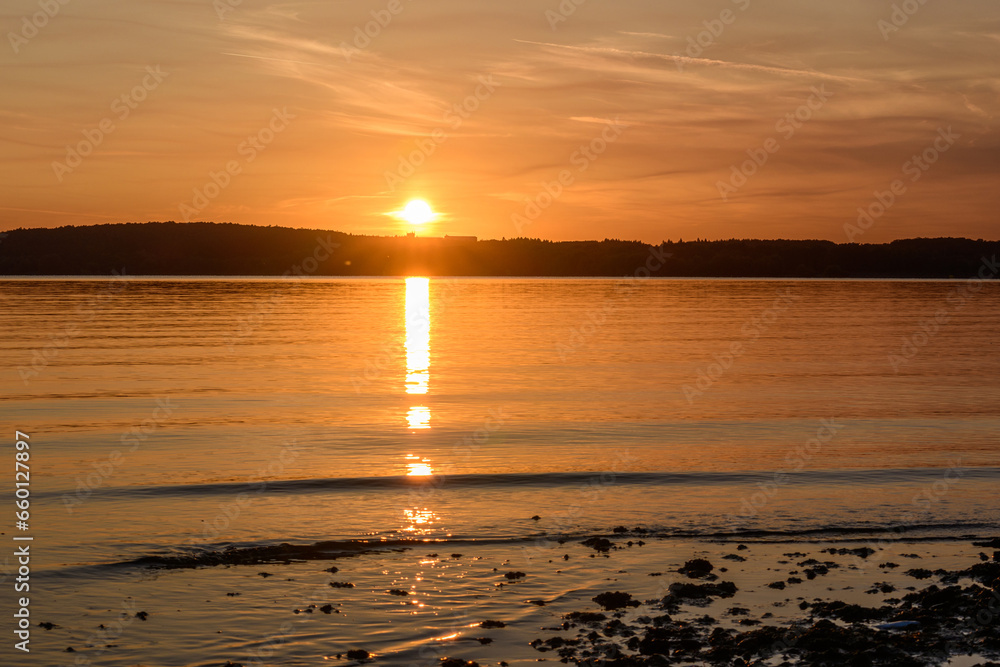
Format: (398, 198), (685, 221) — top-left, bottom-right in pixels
(0, 221), (996, 278)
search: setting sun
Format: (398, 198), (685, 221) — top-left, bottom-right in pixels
(401, 200), (436, 225)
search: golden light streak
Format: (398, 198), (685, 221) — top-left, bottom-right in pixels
(405, 277), (430, 396)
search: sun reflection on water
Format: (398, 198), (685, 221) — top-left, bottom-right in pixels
(404, 454), (433, 476)
(401, 281), (440, 537)
(405, 277), (432, 431)
(401, 507), (438, 534)
(406, 406), (431, 430)
(405, 277), (430, 397)
(401, 455), (439, 535)
(408, 463), (433, 476)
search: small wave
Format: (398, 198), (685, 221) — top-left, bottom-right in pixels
(38, 466), (1000, 500)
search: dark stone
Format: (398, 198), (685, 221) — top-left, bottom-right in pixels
(564, 611), (607, 623)
(823, 546), (876, 559)
(593, 591), (640, 610)
(732, 625), (787, 656)
(795, 619), (877, 654)
(809, 600), (885, 623)
(962, 561), (1000, 586)
(867, 582), (896, 594)
(678, 558), (715, 578)
(905, 568), (934, 580)
(666, 581), (737, 600)
(972, 537), (1000, 549)
(638, 624), (685, 656)
(581, 537), (614, 552)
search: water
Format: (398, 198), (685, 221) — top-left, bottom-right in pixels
(1, 277), (998, 665)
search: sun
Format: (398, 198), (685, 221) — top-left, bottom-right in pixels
(401, 199), (436, 225)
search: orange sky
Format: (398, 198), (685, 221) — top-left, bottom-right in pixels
(1, 0), (998, 243)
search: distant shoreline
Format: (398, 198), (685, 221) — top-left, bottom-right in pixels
(1, 275), (995, 282)
(2, 222), (998, 278)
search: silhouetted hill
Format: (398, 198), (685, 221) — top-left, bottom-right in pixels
(0, 222), (997, 278)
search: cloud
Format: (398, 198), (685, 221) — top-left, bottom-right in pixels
(514, 39), (871, 83)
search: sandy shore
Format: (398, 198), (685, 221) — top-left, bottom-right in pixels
(33, 532), (1000, 667)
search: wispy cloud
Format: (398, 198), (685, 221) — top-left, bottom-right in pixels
(514, 40), (871, 83)
(221, 52), (328, 67)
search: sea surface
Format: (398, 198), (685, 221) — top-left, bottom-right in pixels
(1, 277), (999, 666)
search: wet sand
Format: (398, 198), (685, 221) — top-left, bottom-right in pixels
(31, 533), (1000, 666)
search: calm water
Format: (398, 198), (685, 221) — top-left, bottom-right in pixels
(1, 277), (999, 665)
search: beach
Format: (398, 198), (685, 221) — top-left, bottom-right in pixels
(24, 531), (1000, 666)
